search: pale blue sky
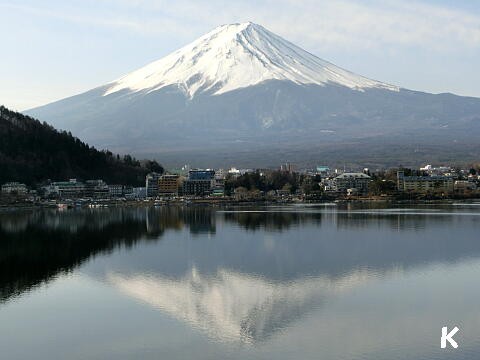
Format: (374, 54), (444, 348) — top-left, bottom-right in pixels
(1, 0), (480, 111)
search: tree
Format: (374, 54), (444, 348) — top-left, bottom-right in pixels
(0, 106), (162, 186)
(144, 160), (164, 174)
(369, 179), (396, 195)
(300, 176), (320, 195)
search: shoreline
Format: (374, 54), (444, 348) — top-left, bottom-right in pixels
(1, 197), (479, 212)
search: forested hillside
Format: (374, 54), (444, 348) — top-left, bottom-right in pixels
(0, 106), (162, 186)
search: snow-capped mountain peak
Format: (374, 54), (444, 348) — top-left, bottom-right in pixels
(104, 22), (398, 97)
(28, 22), (480, 164)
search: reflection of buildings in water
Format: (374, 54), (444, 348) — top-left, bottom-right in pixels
(0, 208), (146, 234)
(221, 205), (467, 233)
(181, 207), (216, 235)
(145, 207), (182, 235)
(221, 209), (324, 232)
(108, 268), (374, 344)
(0, 207), (217, 237)
(0, 206), (465, 237)
(334, 209), (460, 231)
(145, 207), (216, 235)
(0, 212), (31, 232)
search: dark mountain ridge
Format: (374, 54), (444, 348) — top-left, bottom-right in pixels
(0, 106), (162, 186)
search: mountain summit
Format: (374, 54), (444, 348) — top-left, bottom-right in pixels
(104, 22), (397, 98)
(28, 23), (480, 167)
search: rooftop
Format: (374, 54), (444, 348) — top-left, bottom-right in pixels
(335, 173), (371, 179)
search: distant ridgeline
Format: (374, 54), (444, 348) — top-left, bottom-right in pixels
(0, 106), (163, 186)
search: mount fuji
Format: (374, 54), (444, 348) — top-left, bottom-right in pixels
(27, 22), (480, 167)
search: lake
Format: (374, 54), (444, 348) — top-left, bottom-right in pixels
(1, 203), (479, 359)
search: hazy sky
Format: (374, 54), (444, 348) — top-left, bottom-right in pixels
(1, 0), (480, 111)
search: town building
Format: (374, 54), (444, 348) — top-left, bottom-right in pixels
(44, 179), (86, 198)
(419, 164), (452, 176)
(182, 169), (216, 196)
(108, 184), (124, 198)
(123, 186), (133, 197)
(158, 174), (181, 195)
(322, 180), (337, 193)
(1, 182), (28, 195)
(397, 171), (454, 193)
(454, 180), (477, 193)
(215, 168), (228, 179)
(213, 170), (226, 196)
(280, 162), (295, 172)
(227, 167), (254, 178)
(334, 173), (371, 195)
(146, 172), (161, 198)
(316, 166), (330, 177)
(212, 188), (225, 196)
(85, 180), (109, 198)
(126, 187), (146, 200)
(228, 167), (241, 178)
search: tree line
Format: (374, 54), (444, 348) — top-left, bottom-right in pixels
(0, 105), (163, 186)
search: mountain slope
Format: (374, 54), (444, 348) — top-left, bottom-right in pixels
(27, 22), (480, 166)
(0, 106), (162, 185)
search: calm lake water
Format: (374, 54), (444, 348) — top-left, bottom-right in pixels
(1, 203), (479, 359)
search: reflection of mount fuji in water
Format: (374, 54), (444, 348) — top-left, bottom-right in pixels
(108, 268), (373, 343)
(1, 204), (480, 341)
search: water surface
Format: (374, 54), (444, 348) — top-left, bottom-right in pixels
(1, 203), (479, 359)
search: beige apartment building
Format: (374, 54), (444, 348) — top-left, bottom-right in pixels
(397, 171), (454, 193)
(158, 174), (181, 195)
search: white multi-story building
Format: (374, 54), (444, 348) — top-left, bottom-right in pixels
(44, 179), (85, 198)
(109, 184), (124, 197)
(1, 182), (28, 194)
(333, 173), (371, 195)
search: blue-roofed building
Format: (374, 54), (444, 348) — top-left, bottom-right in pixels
(188, 170), (215, 181)
(316, 166), (330, 172)
(182, 169), (216, 196)
(316, 166), (330, 176)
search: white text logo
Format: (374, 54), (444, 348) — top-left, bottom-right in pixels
(441, 326), (459, 349)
